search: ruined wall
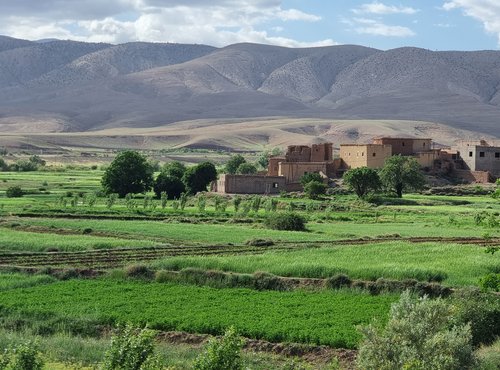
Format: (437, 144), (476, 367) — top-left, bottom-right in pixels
(340, 144), (392, 169)
(285, 145), (312, 162)
(310, 143), (333, 162)
(216, 174), (286, 194)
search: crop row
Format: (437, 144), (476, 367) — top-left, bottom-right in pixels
(0, 279), (396, 348)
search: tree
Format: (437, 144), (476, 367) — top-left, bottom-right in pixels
(183, 162), (217, 195)
(379, 155), (425, 198)
(153, 172), (186, 199)
(357, 291), (475, 370)
(161, 161), (186, 179)
(225, 155), (246, 174)
(343, 167), (381, 199)
(299, 172), (323, 187)
(0, 158), (8, 171)
(237, 163), (257, 174)
(256, 147), (282, 169)
(304, 180), (326, 199)
(101, 151), (154, 198)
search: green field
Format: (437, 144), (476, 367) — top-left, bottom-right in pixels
(0, 278), (396, 348)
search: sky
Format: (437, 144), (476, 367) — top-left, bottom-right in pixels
(0, 0), (500, 50)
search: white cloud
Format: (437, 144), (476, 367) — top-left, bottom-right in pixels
(443, 0), (500, 45)
(0, 0), (332, 47)
(353, 2), (419, 15)
(351, 18), (416, 37)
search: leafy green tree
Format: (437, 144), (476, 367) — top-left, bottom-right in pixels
(183, 162), (217, 195)
(101, 151), (154, 198)
(299, 173), (323, 187)
(193, 326), (244, 370)
(5, 186), (23, 198)
(225, 155), (246, 174)
(0, 341), (44, 370)
(379, 155), (425, 198)
(304, 181), (326, 199)
(343, 167), (381, 199)
(153, 172), (185, 199)
(357, 291), (474, 370)
(0, 158), (8, 171)
(237, 163), (257, 174)
(161, 161), (186, 179)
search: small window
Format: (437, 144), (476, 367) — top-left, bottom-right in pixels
(273, 183), (279, 188)
(348, 152), (351, 156)
(495, 152), (500, 158)
(479, 152), (485, 158)
(402, 142), (405, 147)
(423, 142), (426, 147)
(469, 151), (473, 157)
(372, 152), (376, 157)
(361, 152), (364, 157)
(452, 154), (457, 160)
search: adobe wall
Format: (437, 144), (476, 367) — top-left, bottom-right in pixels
(268, 157), (283, 176)
(453, 170), (494, 183)
(310, 143), (333, 162)
(216, 174), (286, 194)
(415, 150), (440, 168)
(285, 145), (312, 162)
(279, 162), (329, 183)
(340, 144), (392, 169)
(373, 138), (431, 156)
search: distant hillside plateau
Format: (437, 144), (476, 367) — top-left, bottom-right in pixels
(0, 35), (498, 144)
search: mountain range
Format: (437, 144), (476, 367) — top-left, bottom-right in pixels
(0, 35), (499, 141)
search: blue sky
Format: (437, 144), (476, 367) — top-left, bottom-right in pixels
(0, 0), (499, 50)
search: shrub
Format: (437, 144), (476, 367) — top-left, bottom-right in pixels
(193, 326), (244, 370)
(357, 291), (475, 370)
(0, 341), (44, 370)
(102, 324), (161, 370)
(303, 181), (326, 199)
(124, 264), (154, 280)
(5, 186), (23, 198)
(264, 212), (306, 231)
(299, 173), (323, 187)
(452, 289), (500, 346)
(326, 274), (352, 289)
(480, 273), (500, 292)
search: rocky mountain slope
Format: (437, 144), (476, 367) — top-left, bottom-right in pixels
(0, 36), (498, 138)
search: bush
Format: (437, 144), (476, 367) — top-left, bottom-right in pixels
(0, 341), (44, 370)
(452, 289), (500, 346)
(193, 326), (244, 370)
(479, 273), (500, 292)
(124, 264), (154, 280)
(357, 291), (475, 370)
(303, 181), (326, 199)
(264, 212), (306, 231)
(326, 274), (352, 289)
(299, 173), (323, 187)
(5, 186), (23, 198)
(102, 324), (161, 370)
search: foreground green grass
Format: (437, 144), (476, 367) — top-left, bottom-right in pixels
(0, 279), (396, 348)
(152, 241), (500, 286)
(0, 228), (156, 251)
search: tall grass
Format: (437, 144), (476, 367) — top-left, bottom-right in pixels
(151, 241), (500, 286)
